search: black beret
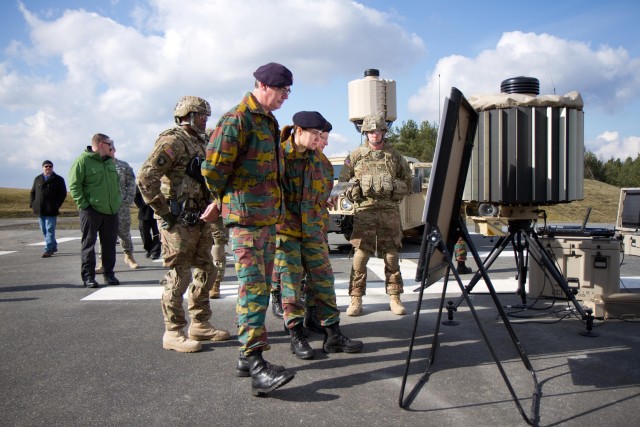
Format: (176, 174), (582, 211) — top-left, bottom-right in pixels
(293, 111), (326, 130)
(42, 160), (53, 167)
(323, 121), (333, 132)
(253, 62), (293, 87)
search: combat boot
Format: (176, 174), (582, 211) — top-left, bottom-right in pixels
(246, 350), (295, 397)
(346, 296), (362, 316)
(123, 251), (139, 269)
(209, 283), (220, 299)
(271, 290), (284, 318)
(457, 262), (473, 275)
(389, 295), (406, 315)
(187, 321), (230, 341)
(95, 260), (104, 274)
(323, 323), (363, 354)
(303, 305), (324, 334)
(236, 352), (286, 378)
(162, 330), (202, 353)
(290, 324), (314, 360)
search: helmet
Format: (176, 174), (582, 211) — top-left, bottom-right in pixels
(173, 96), (211, 120)
(361, 115), (388, 133)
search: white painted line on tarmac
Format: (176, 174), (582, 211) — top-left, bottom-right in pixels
(28, 237), (81, 246)
(0, 251), (17, 256)
(81, 284), (239, 301)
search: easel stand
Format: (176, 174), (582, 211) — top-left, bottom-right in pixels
(399, 220), (540, 426)
(445, 219), (597, 336)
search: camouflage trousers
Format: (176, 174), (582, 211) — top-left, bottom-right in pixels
(349, 207), (404, 296)
(117, 206), (134, 253)
(159, 220), (215, 331)
(454, 237), (467, 262)
(231, 224), (276, 355)
(211, 215), (229, 286)
(275, 234), (339, 329)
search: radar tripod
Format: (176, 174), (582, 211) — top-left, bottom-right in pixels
(399, 218), (540, 426)
(443, 219), (597, 335)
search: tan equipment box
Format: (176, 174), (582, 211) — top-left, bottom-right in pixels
(528, 236), (621, 317)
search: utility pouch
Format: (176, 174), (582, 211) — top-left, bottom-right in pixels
(392, 180), (409, 201)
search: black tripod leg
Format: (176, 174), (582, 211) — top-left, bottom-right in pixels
(449, 232), (513, 312)
(400, 227), (463, 408)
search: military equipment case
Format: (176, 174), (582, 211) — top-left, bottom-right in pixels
(528, 236), (622, 317)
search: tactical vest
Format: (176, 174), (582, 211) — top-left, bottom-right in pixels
(353, 148), (397, 199)
(158, 127), (210, 212)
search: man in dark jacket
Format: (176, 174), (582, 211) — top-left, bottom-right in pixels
(30, 160), (67, 258)
(134, 185), (161, 260)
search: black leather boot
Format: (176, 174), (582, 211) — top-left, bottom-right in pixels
(323, 323), (363, 354)
(303, 305), (324, 334)
(236, 352), (285, 378)
(271, 290), (284, 318)
(246, 350), (294, 396)
(290, 324), (314, 360)
(457, 262), (473, 274)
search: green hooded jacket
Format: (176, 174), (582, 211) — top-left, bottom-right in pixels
(68, 147), (122, 215)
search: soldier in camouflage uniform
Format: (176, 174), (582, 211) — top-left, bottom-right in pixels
(113, 149), (139, 269)
(209, 216), (229, 299)
(300, 119), (334, 335)
(137, 96), (230, 354)
(454, 237), (473, 274)
(201, 62), (295, 396)
(204, 128), (230, 300)
(339, 115), (413, 316)
(277, 111), (363, 360)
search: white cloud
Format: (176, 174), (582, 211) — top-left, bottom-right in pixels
(408, 31), (640, 124)
(0, 0), (425, 188)
(590, 131), (640, 161)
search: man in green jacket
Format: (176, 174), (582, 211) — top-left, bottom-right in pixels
(68, 133), (122, 288)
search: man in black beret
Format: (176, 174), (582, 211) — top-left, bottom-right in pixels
(202, 62), (295, 396)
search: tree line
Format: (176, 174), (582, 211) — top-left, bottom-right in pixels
(387, 119), (640, 187)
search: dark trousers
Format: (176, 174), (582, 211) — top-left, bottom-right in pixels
(139, 219), (161, 257)
(80, 207), (119, 280)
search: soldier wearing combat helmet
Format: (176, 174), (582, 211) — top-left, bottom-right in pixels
(338, 114), (413, 316)
(137, 95), (230, 353)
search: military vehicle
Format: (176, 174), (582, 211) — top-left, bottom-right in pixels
(328, 155), (432, 239)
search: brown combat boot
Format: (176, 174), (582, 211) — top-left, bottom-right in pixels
(389, 295), (406, 315)
(162, 330), (202, 353)
(95, 260), (103, 274)
(346, 296), (362, 316)
(209, 283), (220, 299)
(124, 251), (139, 269)
(188, 320), (230, 341)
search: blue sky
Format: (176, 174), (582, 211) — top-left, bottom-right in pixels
(1, 0), (639, 189)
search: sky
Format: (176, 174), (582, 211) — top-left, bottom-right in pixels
(1, 0), (640, 189)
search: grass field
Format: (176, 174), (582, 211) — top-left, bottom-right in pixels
(1, 178), (623, 225)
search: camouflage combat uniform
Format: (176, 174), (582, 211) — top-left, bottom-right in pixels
(137, 126), (216, 333)
(275, 135), (339, 329)
(114, 158), (136, 254)
(339, 143), (412, 296)
(202, 92), (284, 355)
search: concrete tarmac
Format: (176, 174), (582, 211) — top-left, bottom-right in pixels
(1, 219), (639, 426)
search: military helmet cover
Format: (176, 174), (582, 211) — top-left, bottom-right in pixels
(173, 96), (211, 119)
(361, 115), (388, 133)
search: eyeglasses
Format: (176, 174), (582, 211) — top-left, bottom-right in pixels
(271, 86), (291, 95)
(43, 165), (52, 168)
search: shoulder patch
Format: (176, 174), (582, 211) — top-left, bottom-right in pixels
(156, 155), (167, 166)
(163, 146), (176, 160)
